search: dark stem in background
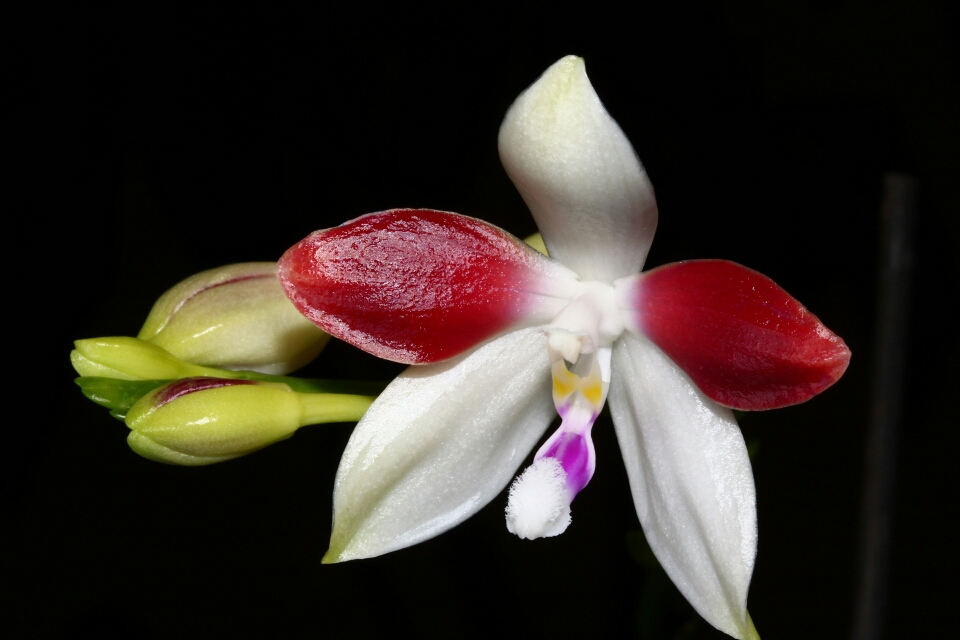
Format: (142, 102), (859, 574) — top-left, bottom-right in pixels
(852, 173), (917, 640)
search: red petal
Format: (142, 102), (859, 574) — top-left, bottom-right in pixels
(619, 260), (851, 410)
(278, 209), (577, 364)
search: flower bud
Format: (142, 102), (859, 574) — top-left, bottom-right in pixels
(138, 262), (329, 375)
(71, 337), (220, 380)
(125, 377), (374, 465)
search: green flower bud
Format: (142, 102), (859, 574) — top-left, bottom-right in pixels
(71, 337), (222, 380)
(125, 377), (374, 465)
(138, 262), (329, 375)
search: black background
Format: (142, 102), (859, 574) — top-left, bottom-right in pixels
(8, 3), (959, 638)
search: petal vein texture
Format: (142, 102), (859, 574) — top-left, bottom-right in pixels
(325, 327), (556, 562)
(609, 333), (756, 639)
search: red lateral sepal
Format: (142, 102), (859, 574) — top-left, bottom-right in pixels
(279, 209), (573, 364)
(622, 260), (851, 410)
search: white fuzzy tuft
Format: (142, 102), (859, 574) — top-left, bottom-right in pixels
(505, 458), (571, 539)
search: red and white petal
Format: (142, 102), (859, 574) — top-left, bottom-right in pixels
(616, 260), (851, 410)
(498, 56), (658, 283)
(324, 327), (555, 562)
(609, 333), (756, 640)
(279, 209), (579, 364)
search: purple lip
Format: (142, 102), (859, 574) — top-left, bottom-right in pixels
(541, 430), (593, 496)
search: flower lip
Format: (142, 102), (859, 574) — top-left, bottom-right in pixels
(505, 457), (571, 539)
(538, 420), (595, 497)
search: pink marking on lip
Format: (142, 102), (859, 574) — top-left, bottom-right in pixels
(154, 377), (256, 409)
(541, 430), (595, 496)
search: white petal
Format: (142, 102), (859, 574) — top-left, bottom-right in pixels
(608, 333), (757, 639)
(326, 327), (554, 562)
(498, 56), (658, 283)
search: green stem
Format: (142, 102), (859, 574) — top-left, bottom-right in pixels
(299, 393), (376, 426)
(232, 370), (389, 396)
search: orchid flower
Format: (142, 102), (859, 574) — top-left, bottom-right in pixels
(278, 56), (849, 638)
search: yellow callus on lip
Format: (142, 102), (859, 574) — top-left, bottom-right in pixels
(578, 361), (605, 408)
(551, 357), (606, 412)
(551, 359), (580, 405)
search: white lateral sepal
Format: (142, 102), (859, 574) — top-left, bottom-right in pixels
(608, 333), (757, 639)
(326, 328), (555, 562)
